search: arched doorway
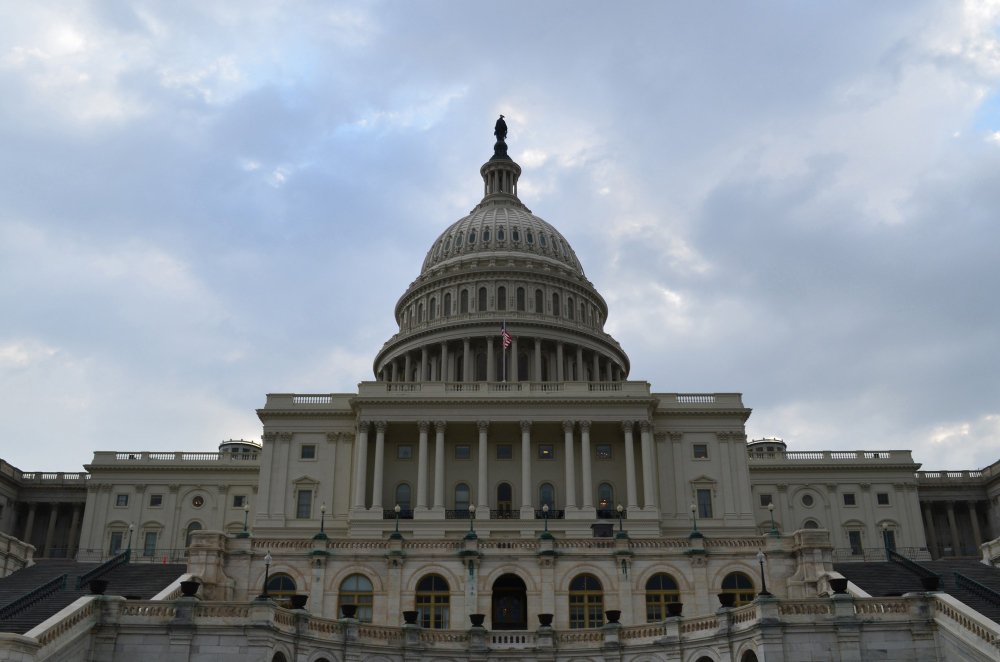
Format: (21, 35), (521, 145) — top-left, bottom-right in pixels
(492, 574), (527, 630)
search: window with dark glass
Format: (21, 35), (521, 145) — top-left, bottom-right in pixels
(397, 445), (412, 459)
(455, 234), (463, 247)
(801, 494), (814, 507)
(455, 445), (471, 459)
(721, 572), (755, 606)
(877, 493), (890, 505)
(478, 287), (487, 311)
(497, 445), (513, 459)
(552, 293), (560, 316)
(848, 530), (863, 554)
(693, 444), (708, 459)
(526, 231), (534, 244)
(512, 228), (520, 241)
(539, 234), (547, 247)
(396, 484), (411, 511)
(455, 484), (470, 512)
(497, 286), (507, 311)
(535, 289), (544, 313)
(143, 532), (157, 556)
(415, 575), (450, 629)
(516, 287), (525, 311)
(645, 573), (680, 622)
(538, 445), (554, 459)
(149, 494), (163, 507)
(468, 231), (476, 244)
(444, 293), (451, 316)
(110, 531), (124, 554)
(597, 483), (613, 511)
(266, 574), (297, 606)
(596, 444), (611, 459)
(185, 521), (201, 547)
(844, 493), (857, 506)
(429, 297), (436, 320)
(116, 494), (128, 507)
(300, 445), (316, 459)
(482, 228), (491, 242)
(539, 483), (555, 510)
(296, 490), (312, 519)
(192, 494), (204, 508)
(496, 483), (513, 516)
(497, 228), (505, 241)
(339, 575), (374, 623)
(759, 494), (772, 507)
(697, 489), (713, 518)
(568, 574), (603, 628)
(233, 495), (246, 508)
(460, 290), (469, 313)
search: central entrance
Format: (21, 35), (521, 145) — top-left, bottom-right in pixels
(491, 574), (527, 630)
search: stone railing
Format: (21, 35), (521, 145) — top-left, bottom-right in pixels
(357, 380), (653, 398)
(22, 595), (100, 655)
(94, 451), (260, 465)
(0, 530), (35, 578)
(932, 592), (1000, 656)
(17, 471), (90, 484)
(749, 450), (914, 463)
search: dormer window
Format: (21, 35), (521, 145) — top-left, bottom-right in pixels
(539, 234), (548, 247)
(482, 228), (491, 242)
(468, 231), (476, 244)
(497, 228), (505, 241)
(455, 234), (464, 247)
(445, 238), (452, 251)
(512, 228), (520, 242)
(526, 231), (534, 244)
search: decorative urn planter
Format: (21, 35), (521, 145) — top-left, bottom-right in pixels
(88, 579), (109, 595)
(179, 580), (201, 597)
(920, 575), (941, 591)
(469, 614), (486, 627)
(829, 578), (849, 594)
(537, 613), (554, 627)
(717, 592), (737, 608)
(402, 610), (419, 625)
(667, 602), (684, 617)
(604, 609), (622, 624)
(289, 594), (309, 610)
(341, 604), (358, 618)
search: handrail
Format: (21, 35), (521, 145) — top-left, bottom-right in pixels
(0, 573), (66, 619)
(954, 572), (1000, 608)
(888, 549), (942, 580)
(76, 550), (130, 589)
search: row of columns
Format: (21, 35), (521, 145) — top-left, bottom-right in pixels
(352, 419), (658, 517)
(921, 499), (985, 558)
(379, 337), (623, 383)
(20, 502), (84, 558)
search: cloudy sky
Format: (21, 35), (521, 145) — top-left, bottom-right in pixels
(2, 1), (999, 472)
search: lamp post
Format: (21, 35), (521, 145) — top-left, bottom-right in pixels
(389, 504), (403, 541)
(767, 501), (779, 536)
(465, 504), (478, 540)
(540, 504), (554, 540)
(237, 503), (251, 538)
(125, 523), (134, 560)
(757, 549), (772, 596)
(314, 503), (328, 540)
(689, 503), (703, 539)
(615, 503), (628, 539)
(882, 522), (892, 560)
(256, 551), (272, 601)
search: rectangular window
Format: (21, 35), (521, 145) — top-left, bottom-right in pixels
(596, 444), (612, 459)
(693, 444), (708, 459)
(143, 532), (157, 556)
(884, 529), (896, 551)
(759, 494), (773, 507)
(497, 444), (513, 460)
(455, 445), (471, 459)
(397, 445), (413, 459)
(300, 445), (316, 459)
(110, 532), (123, 554)
(233, 495), (246, 508)
(538, 445), (554, 459)
(149, 494), (163, 507)
(697, 489), (713, 518)
(876, 493), (890, 505)
(116, 494), (129, 507)
(296, 490), (313, 519)
(848, 530), (863, 555)
(843, 493), (856, 506)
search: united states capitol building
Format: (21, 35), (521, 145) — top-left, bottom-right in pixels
(2, 122), (1000, 662)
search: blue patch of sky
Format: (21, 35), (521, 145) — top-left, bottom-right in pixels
(972, 91), (1000, 132)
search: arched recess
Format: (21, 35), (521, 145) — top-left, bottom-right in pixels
(496, 483), (514, 517)
(739, 648), (760, 662)
(415, 574), (450, 629)
(491, 574), (527, 630)
(272, 652), (289, 662)
(568, 573), (603, 629)
(184, 521), (203, 548)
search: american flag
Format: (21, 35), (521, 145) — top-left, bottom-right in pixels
(501, 322), (512, 349)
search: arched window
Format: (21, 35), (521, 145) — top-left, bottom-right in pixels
(803, 520), (819, 529)
(478, 287), (487, 311)
(569, 574), (603, 628)
(272, 653), (288, 662)
(597, 483), (614, 514)
(429, 298), (436, 321)
(567, 296), (575, 320)
(721, 572), (755, 606)
(185, 521), (202, 547)
(497, 286), (507, 311)
(460, 290), (469, 313)
(339, 574), (374, 623)
(645, 573), (680, 621)
(444, 293), (451, 316)
(517, 353), (528, 381)
(475, 352), (487, 381)
(496, 483), (513, 518)
(455, 484), (470, 514)
(552, 293), (560, 317)
(415, 574), (450, 629)
(535, 289), (544, 313)
(418, 303), (424, 322)
(516, 287), (525, 311)
(396, 484), (411, 512)
(539, 483), (555, 511)
(741, 651), (760, 662)
(266, 573), (297, 605)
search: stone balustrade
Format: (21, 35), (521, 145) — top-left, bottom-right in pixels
(748, 449), (914, 463)
(90, 451), (260, 465)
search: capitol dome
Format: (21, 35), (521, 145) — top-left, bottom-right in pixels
(373, 121), (629, 384)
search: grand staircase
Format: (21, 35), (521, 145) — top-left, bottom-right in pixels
(0, 559), (186, 635)
(835, 558), (1000, 623)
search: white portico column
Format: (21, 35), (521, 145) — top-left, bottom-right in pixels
(639, 420), (657, 510)
(440, 341), (448, 382)
(432, 421), (446, 512)
(563, 420), (577, 510)
(534, 338), (542, 381)
(520, 420), (533, 518)
(592, 353), (600, 382)
(580, 420), (594, 511)
(404, 353), (411, 382)
(487, 337), (496, 381)
(622, 421), (639, 510)
(477, 420), (489, 518)
(556, 342), (565, 381)
(576, 346), (584, 382)
(463, 337), (472, 381)
(390, 361), (398, 382)
(415, 421), (430, 513)
(370, 421), (387, 511)
(353, 421), (371, 510)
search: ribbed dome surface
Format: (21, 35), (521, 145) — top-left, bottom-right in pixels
(420, 205), (585, 277)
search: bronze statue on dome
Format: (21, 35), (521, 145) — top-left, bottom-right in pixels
(494, 115), (507, 142)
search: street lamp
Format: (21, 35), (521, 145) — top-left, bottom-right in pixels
(540, 504), (554, 540)
(314, 503), (328, 540)
(465, 504), (478, 540)
(256, 551), (272, 601)
(689, 503), (704, 539)
(615, 503), (628, 539)
(125, 523), (134, 560)
(882, 522), (892, 559)
(767, 502), (779, 536)
(757, 549), (772, 596)
(389, 504), (403, 540)
(237, 503), (251, 538)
